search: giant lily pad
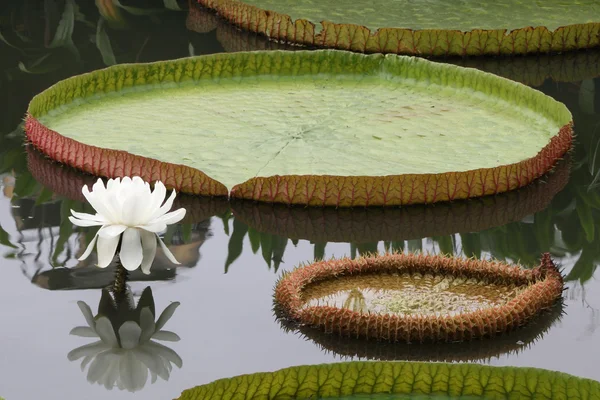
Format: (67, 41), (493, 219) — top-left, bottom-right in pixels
(26, 50), (572, 207)
(196, 0), (600, 56)
(274, 253), (563, 342)
(177, 361), (600, 399)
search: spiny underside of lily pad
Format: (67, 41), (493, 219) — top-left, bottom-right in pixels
(177, 361), (600, 400)
(25, 51), (573, 207)
(196, 0), (600, 56)
(230, 157), (569, 243)
(274, 252), (564, 343)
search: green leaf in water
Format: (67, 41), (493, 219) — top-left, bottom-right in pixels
(576, 199), (595, 242)
(0, 223), (17, 249)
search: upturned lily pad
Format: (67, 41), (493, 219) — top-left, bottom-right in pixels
(274, 253), (563, 343)
(196, 0), (600, 56)
(26, 50), (572, 207)
(177, 361), (600, 400)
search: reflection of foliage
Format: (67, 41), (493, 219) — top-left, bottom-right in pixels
(177, 360), (600, 400)
(68, 286), (182, 392)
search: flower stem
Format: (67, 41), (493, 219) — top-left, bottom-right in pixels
(112, 260), (128, 298)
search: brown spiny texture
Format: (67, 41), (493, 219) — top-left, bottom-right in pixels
(25, 117), (229, 198)
(25, 145), (230, 224)
(231, 157), (569, 243)
(274, 252), (564, 343)
(186, 2), (218, 33)
(287, 303), (563, 362)
(231, 124), (572, 206)
(197, 0), (600, 56)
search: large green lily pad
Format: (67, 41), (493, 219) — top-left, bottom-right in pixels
(26, 50), (572, 206)
(177, 361), (600, 399)
(197, 0), (600, 56)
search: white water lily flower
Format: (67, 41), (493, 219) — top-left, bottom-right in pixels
(69, 176), (186, 274)
(68, 292), (182, 392)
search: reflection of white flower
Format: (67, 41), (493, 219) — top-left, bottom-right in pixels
(68, 291), (182, 392)
(69, 176), (186, 274)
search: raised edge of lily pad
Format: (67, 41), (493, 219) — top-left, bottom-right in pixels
(274, 252), (563, 343)
(196, 0), (600, 56)
(177, 361), (600, 400)
(25, 50), (573, 207)
(231, 157), (569, 243)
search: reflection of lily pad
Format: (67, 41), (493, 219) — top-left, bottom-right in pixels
(197, 0), (600, 56)
(275, 253), (563, 343)
(26, 50), (572, 206)
(279, 296), (563, 362)
(26, 146), (230, 223)
(177, 361), (600, 399)
(231, 158), (569, 243)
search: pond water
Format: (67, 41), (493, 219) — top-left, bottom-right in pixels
(1, 1), (600, 399)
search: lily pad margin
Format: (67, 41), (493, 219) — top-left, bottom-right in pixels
(177, 361), (600, 399)
(274, 252), (563, 343)
(196, 0), (600, 56)
(25, 50), (573, 207)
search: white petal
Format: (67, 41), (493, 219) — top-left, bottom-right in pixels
(95, 317), (118, 347)
(98, 224), (127, 238)
(148, 181), (167, 214)
(70, 210), (107, 222)
(155, 302), (180, 331)
(132, 347), (164, 380)
(136, 222), (167, 233)
(67, 341), (110, 361)
(119, 321), (142, 350)
(78, 232), (99, 261)
(157, 236), (180, 265)
(69, 216), (105, 227)
(139, 307), (156, 343)
(153, 330), (180, 342)
(151, 189), (176, 220)
(120, 351), (148, 392)
(83, 180), (117, 221)
(120, 228), (143, 270)
(87, 351), (112, 384)
(77, 301), (96, 329)
(80, 355), (93, 371)
(70, 326), (98, 337)
(97, 234), (120, 268)
(140, 230), (157, 275)
(145, 340), (183, 368)
(152, 208), (186, 226)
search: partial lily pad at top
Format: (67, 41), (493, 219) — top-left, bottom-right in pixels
(26, 50), (573, 207)
(197, 0), (600, 56)
(177, 361), (600, 399)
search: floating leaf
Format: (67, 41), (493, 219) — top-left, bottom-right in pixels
(196, 0), (600, 56)
(26, 50), (572, 207)
(177, 361), (600, 399)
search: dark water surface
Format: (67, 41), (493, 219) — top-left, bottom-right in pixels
(1, 1), (600, 399)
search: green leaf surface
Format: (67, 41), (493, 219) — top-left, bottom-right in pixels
(177, 361), (600, 400)
(29, 50), (572, 206)
(0, 223), (17, 249)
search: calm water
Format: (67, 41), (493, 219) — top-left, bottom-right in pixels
(1, 1), (600, 399)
